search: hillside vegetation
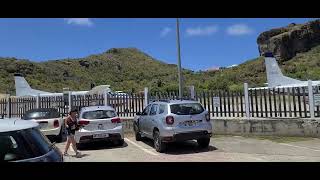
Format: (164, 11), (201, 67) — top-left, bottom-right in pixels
(1, 45), (320, 95)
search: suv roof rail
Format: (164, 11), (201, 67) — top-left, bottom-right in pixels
(179, 97), (196, 101)
(151, 97), (196, 102)
(152, 99), (170, 103)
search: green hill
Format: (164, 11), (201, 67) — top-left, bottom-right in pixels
(1, 45), (320, 95)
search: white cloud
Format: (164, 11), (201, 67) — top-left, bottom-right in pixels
(160, 27), (172, 38)
(206, 66), (220, 71)
(227, 64), (238, 68)
(226, 24), (253, 36)
(64, 18), (93, 27)
(186, 26), (218, 37)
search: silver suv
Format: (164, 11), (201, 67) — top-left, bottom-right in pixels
(133, 100), (212, 153)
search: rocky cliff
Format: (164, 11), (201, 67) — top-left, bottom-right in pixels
(257, 19), (320, 62)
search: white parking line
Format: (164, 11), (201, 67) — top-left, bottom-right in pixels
(279, 143), (320, 152)
(125, 138), (159, 156)
(247, 156), (265, 161)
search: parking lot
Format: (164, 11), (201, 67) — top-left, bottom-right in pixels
(55, 134), (320, 162)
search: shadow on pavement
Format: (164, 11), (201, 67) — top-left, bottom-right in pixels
(141, 138), (218, 155)
(77, 141), (128, 151)
(70, 153), (89, 158)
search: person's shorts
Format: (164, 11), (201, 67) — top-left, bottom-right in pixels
(66, 128), (76, 137)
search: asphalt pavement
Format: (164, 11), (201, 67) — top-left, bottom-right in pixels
(55, 134), (320, 162)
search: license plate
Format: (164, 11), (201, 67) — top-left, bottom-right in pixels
(182, 120), (198, 127)
(93, 133), (109, 138)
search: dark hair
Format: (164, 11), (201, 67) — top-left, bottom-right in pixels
(69, 108), (78, 115)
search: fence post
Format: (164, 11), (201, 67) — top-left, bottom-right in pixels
(68, 91), (72, 113)
(36, 93), (40, 108)
(144, 87), (148, 108)
(104, 91), (108, 106)
(244, 83), (250, 118)
(308, 80), (315, 119)
(6, 94), (10, 118)
(189, 85), (195, 99)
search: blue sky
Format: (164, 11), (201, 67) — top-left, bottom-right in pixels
(0, 18), (317, 71)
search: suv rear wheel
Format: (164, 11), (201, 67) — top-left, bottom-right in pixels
(153, 130), (166, 153)
(197, 138), (210, 148)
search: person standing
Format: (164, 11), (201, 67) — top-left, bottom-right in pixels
(63, 109), (81, 158)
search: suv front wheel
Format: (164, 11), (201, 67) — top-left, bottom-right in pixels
(153, 130), (166, 153)
(197, 138), (210, 148)
(134, 123), (142, 141)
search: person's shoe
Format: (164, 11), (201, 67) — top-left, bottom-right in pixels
(75, 151), (82, 158)
(63, 152), (69, 156)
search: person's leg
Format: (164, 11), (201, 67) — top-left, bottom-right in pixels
(64, 138), (71, 155)
(69, 135), (79, 154)
(64, 131), (71, 155)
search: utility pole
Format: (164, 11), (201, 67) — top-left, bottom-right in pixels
(176, 18), (183, 99)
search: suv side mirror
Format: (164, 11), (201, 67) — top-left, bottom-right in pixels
(136, 112), (141, 116)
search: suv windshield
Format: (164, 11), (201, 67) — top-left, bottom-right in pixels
(170, 103), (204, 115)
(23, 109), (60, 120)
(82, 110), (117, 119)
(0, 128), (52, 162)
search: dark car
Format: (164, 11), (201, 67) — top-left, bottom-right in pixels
(0, 119), (63, 162)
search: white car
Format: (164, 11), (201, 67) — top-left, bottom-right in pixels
(0, 118), (63, 162)
(75, 106), (124, 147)
(22, 108), (64, 142)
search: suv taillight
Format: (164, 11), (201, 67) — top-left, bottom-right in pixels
(205, 114), (210, 121)
(78, 120), (90, 126)
(53, 120), (59, 128)
(111, 118), (121, 123)
(166, 116), (174, 125)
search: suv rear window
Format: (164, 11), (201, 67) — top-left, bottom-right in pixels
(82, 110), (117, 119)
(23, 109), (60, 120)
(170, 103), (204, 115)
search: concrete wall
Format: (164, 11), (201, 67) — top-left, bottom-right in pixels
(121, 117), (320, 137)
(212, 118), (320, 137)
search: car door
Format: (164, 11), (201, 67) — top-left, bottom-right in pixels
(139, 104), (151, 134)
(145, 104), (159, 136)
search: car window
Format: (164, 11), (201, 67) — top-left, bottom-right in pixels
(23, 109), (59, 120)
(141, 105), (151, 115)
(22, 128), (52, 156)
(0, 133), (30, 161)
(0, 128), (52, 162)
(170, 103), (204, 115)
(150, 104), (159, 116)
(159, 104), (166, 114)
(82, 110), (117, 119)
